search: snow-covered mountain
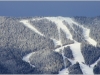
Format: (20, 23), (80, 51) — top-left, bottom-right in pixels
(0, 16), (100, 74)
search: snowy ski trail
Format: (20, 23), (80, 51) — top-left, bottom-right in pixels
(20, 20), (44, 36)
(82, 28), (97, 46)
(20, 19), (62, 47)
(21, 17), (98, 74)
(46, 17), (96, 75)
(64, 17), (97, 46)
(45, 17), (73, 40)
(45, 17), (71, 74)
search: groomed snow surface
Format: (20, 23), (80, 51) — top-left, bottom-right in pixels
(46, 17), (97, 75)
(20, 17), (98, 75)
(82, 28), (97, 46)
(20, 20), (44, 36)
(45, 17), (73, 40)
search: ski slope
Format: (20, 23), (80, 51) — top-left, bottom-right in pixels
(82, 27), (97, 46)
(64, 17), (97, 46)
(45, 17), (73, 40)
(45, 17), (80, 74)
(45, 17), (97, 46)
(70, 42), (84, 63)
(21, 17), (98, 74)
(46, 17), (96, 75)
(20, 20), (44, 36)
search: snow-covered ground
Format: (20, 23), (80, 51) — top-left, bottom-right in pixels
(58, 68), (69, 75)
(80, 63), (94, 75)
(23, 52), (35, 67)
(21, 17), (98, 74)
(46, 17), (97, 75)
(20, 20), (44, 36)
(70, 42), (84, 63)
(55, 42), (95, 75)
(50, 38), (62, 47)
(45, 17), (73, 40)
(91, 57), (100, 68)
(82, 27), (97, 46)
(33, 18), (43, 21)
(64, 17), (97, 46)
(45, 17), (73, 74)
(20, 19), (65, 48)
(23, 52), (34, 63)
(45, 17), (97, 46)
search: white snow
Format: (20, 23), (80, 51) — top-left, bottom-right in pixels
(51, 38), (62, 47)
(45, 17), (97, 46)
(55, 41), (95, 75)
(82, 27), (97, 46)
(68, 41), (94, 75)
(20, 20), (44, 36)
(80, 63), (94, 75)
(80, 58), (100, 75)
(57, 17), (97, 46)
(67, 58), (76, 65)
(70, 42), (84, 63)
(23, 52), (35, 67)
(33, 17), (43, 21)
(62, 49), (67, 68)
(46, 17), (97, 75)
(65, 18), (97, 46)
(66, 40), (95, 75)
(46, 17), (84, 74)
(45, 17), (73, 40)
(54, 48), (61, 53)
(45, 17), (72, 74)
(29, 64), (35, 68)
(91, 57), (100, 68)
(58, 68), (69, 75)
(21, 17), (98, 74)
(23, 52), (34, 63)
(64, 17), (97, 46)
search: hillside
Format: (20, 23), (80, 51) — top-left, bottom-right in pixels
(0, 16), (100, 74)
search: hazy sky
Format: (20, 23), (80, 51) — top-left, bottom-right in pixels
(0, 1), (100, 17)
